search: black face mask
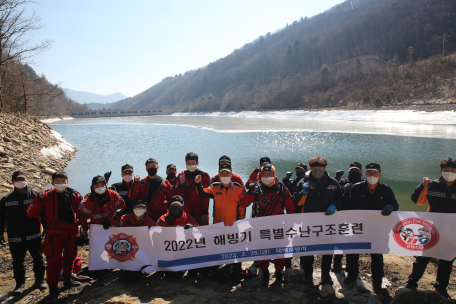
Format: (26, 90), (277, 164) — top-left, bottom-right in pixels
(348, 171), (362, 183)
(296, 171), (305, 178)
(147, 168), (157, 176)
(167, 173), (176, 180)
(170, 205), (183, 217)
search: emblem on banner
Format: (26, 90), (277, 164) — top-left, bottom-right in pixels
(392, 217), (439, 251)
(104, 233), (140, 262)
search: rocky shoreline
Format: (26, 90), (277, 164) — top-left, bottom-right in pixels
(0, 113), (76, 195)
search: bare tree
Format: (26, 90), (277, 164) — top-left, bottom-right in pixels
(0, 0), (52, 110)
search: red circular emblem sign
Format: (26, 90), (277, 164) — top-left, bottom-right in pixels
(393, 217), (439, 251)
(105, 233), (140, 263)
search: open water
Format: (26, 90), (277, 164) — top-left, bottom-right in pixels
(46, 110), (456, 214)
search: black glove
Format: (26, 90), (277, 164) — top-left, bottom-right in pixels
(102, 220), (111, 230)
(165, 215), (173, 226)
(104, 171), (112, 183)
(246, 183), (256, 195)
(184, 224), (193, 229)
(114, 209), (123, 219)
(335, 170), (345, 180)
(381, 205), (393, 216)
(254, 167), (261, 174)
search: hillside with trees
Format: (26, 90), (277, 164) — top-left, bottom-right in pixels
(111, 0), (456, 112)
(0, 0), (86, 117)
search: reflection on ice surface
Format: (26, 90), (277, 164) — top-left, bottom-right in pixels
(47, 110), (456, 139)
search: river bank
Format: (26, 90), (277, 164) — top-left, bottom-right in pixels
(0, 243), (454, 304)
(0, 113), (76, 196)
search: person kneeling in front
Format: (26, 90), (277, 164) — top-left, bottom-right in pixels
(156, 195), (199, 279)
(102, 198), (155, 282)
(240, 163), (295, 286)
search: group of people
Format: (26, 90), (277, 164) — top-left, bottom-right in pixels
(1, 152), (456, 301)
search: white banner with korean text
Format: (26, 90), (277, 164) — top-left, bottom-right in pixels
(89, 211), (456, 272)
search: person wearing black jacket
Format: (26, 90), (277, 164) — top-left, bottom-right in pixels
(343, 163), (398, 294)
(282, 162), (307, 195)
(293, 156), (342, 286)
(403, 157), (456, 299)
(0, 170), (46, 295)
(333, 161), (364, 272)
(109, 164), (134, 214)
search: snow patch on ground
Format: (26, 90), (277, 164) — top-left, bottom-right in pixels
(40, 129), (75, 159)
(41, 117), (74, 124)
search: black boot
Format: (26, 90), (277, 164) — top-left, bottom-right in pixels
(12, 282), (25, 295)
(344, 274), (357, 285)
(260, 269), (270, 286)
(48, 286), (60, 303)
(332, 261), (343, 273)
(373, 279), (383, 294)
(63, 274), (82, 288)
(274, 271), (283, 283)
(33, 277), (48, 290)
(303, 272), (314, 285)
(434, 284), (451, 299)
(320, 273), (333, 285)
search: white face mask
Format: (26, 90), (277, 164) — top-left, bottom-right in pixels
(54, 184), (67, 192)
(123, 175), (133, 182)
(261, 177), (274, 185)
(367, 176), (379, 185)
(442, 171), (456, 182)
(95, 187), (106, 194)
(220, 177), (231, 184)
(133, 208), (146, 217)
(186, 165), (198, 172)
(14, 181), (27, 189)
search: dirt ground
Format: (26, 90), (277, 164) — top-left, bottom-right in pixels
(0, 243), (455, 304)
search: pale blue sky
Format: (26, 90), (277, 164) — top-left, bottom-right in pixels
(28, 0), (344, 97)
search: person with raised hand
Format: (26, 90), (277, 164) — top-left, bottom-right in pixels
(0, 170), (46, 295)
(240, 163), (295, 286)
(27, 171), (87, 302)
(78, 174), (125, 286)
(343, 163), (398, 294)
(403, 157), (456, 299)
(128, 158), (174, 221)
(292, 156), (342, 286)
(175, 152), (211, 226)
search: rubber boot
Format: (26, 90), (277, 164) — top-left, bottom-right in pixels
(260, 269), (270, 286)
(303, 272), (313, 285)
(48, 286), (60, 303)
(12, 282), (25, 295)
(63, 274), (82, 288)
(274, 271), (283, 283)
(34, 277), (48, 290)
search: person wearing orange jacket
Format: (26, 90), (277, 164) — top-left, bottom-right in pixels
(240, 163), (295, 286)
(78, 174), (125, 286)
(196, 163), (244, 282)
(27, 171), (87, 303)
(175, 152), (211, 226)
(129, 158), (175, 221)
(210, 156), (246, 221)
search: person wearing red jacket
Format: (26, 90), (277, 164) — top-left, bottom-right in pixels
(175, 152), (210, 226)
(104, 198), (156, 229)
(78, 174), (125, 286)
(156, 195), (199, 228)
(27, 171), (87, 302)
(129, 158), (175, 221)
(240, 164), (295, 286)
(246, 157), (279, 185)
(102, 198), (155, 282)
(165, 164), (178, 187)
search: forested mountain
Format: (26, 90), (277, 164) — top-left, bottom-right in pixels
(111, 0), (456, 111)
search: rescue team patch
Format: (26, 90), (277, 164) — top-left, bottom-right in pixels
(216, 192), (223, 195)
(140, 180), (147, 185)
(105, 233), (139, 262)
(392, 217), (439, 251)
